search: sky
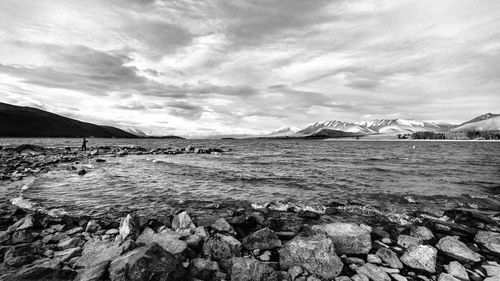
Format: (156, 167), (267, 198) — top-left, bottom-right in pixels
(0, 0), (499, 136)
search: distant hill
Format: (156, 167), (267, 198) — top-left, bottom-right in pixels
(451, 113), (500, 132)
(0, 102), (137, 138)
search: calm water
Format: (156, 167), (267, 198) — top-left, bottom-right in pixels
(1, 138), (499, 217)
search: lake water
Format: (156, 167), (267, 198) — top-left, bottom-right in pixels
(1, 138), (499, 218)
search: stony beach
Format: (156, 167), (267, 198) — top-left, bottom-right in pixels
(0, 144), (499, 281)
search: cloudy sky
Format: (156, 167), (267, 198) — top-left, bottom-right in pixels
(0, 0), (499, 136)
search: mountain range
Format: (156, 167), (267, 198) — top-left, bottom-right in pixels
(0, 101), (498, 138)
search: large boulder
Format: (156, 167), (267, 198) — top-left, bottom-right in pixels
(474, 231), (500, 256)
(172, 211), (195, 232)
(436, 236), (481, 263)
(74, 240), (124, 268)
(355, 263), (391, 281)
(188, 258), (220, 280)
(230, 257), (278, 281)
(203, 234), (242, 269)
(74, 260), (110, 281)
(279, 234), (343, 279)
(109, 243), (185, 281)
(312, 223), (371, 254)
(4, 244), (37, 267)
(444, 261), (469, 281)
(242, 228), (282, 251)
(119, 214), (141, 240)
(409, 226), (434, 241)
(397, 235), (423, 249)
(212, 218), (236, 235)
(136, 228), (188, 260)
(375, 248), (403, 269)
(400, 245), (437, 273)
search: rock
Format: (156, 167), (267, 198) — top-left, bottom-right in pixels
(10, 214), (36, 232)
(54, 247), (82, 262)
(351, 274), (369, 281)
(367, 254), (382, 264)
(58, 237), (83, 250)
(397, 235), (423, 249)
(186, 234), (202, 248)
(482, 264), (500, 277)
(288, 265), (303, 280)
(85, 220), (101, 233)
(259, 251), (271, 261)
(74, 240), (123, 268)
(188, 258), (220, 280)
(307, 277), (321, 281)
(3, 259), (77, 281)
(4, 244), (37, 267)
(381, 238), (392, 244)
(0, 231), (10, 244)
(12, 230), (34, 244)
(376, 248), (403, 269)
(391, 274), (408, 281)
(65, 227), (84, 236)
(484, 278), (500, 281)
(279, 234), (343, 279)
(106, 229), (119, 235)
(335, 276), (352, 281)
(136, 228), (188, 260)
(474, 231), (500, 255)
(194, 226), (209, 241)
(230, 257), (278, 281)
(242, 227), (282, 251)
(43, 232), (69, 244)
(445, 261), (469, 280)
(74, 260), (110, 281)
(77, 169), (86, 176)
(355, 263), (391, 281)
(436, 236), (481, 263)
(400, 245), (437, 273)
(109, 243), (185, 281)
(312, 222), (372, 254)
(119, 214), (140, 240)
(298, 210), (320, 219)
(212, 218), (236, 235)
(410, 226), (434, 241)
(172, 211), (195, 231)
(438, 273), (461, 281)
(203, 234), (242, 268)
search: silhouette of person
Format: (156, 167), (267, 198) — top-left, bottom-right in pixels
(81, 138), (88, 151)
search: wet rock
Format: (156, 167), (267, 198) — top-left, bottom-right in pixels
(8, 214), (36, 232)
(172, 211), (196, 232)
(279, 234), (343, 279)
(85, 220), (101, 233)
(438, 273), (461, 281)
(444, 261), (469, 280)
(136, 228), (188, 260)
(312, 222), (372, 254)
(203, 234), (241, 268)
(188, 258), (220, 280)
(4, 243), (38, 268)
(54, 247), (82, 262)
(242, 227), (282, 251)
(212, 218), (236, 235)
(298, 210), (320, 219)
(436, 236), (481, 263)
(355, 263), (391, 281)
(12, 230), (34, 244)
(410, 226), (434, 241)
(77, 169), (87, 176)
(119, 214), (140, 240)
(397, 235), (423, 249)
(109, 243), (185, 281)
(3, 259), (77, 281)
(74, 240), (123, 268)
(230, 257), (278, 281)
(400, 245), (437, 273)
(474, 231), (500, 256)
(376, 248), (403, 269)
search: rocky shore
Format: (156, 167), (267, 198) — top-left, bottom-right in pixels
(0, 144), (499, 281)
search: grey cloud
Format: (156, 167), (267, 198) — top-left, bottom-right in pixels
(165, 101), (204, 120)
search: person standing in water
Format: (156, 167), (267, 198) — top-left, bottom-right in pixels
(81, 138), (88, 151)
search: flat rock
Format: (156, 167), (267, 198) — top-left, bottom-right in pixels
(279, 234), (343, 279)
(376, 248), (403, 269)
(474, 231), (500, 255)
(436, 236), (481, 263)
(242, 227), (282, 251)
(74, 240), (123, 268)
(109, 243), (185, 281)
(136, 228), (188, 260)
(230, 257), (278, 281)
(410, 226), (434, 241)
(312, 222), (372, 254)
(397, 235), (423, 249)
(400, 245), (437, 273)
(445, 261), (469, 280)
(355, 263), (391, 281)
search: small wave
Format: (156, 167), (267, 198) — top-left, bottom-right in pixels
(11, 196), (35, 209)
(20, 177), (36, 191)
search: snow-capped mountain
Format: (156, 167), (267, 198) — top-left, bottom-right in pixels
(268, 127), (300, 136)
(451, 113), (500, 132)
(297, 120), (374, 135)
(121, 127), (148, 137)
(356, 119), (449, 134)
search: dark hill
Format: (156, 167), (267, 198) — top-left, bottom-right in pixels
(0, 102), (137, 138)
